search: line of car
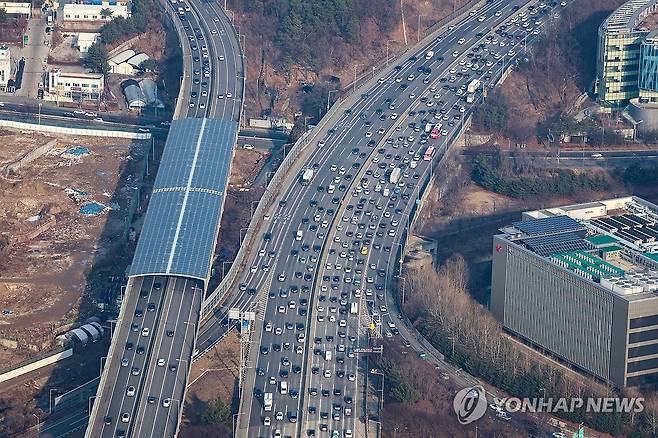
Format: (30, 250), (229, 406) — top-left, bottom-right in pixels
(244, 1), (566, 436)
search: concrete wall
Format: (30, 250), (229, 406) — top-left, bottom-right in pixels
(0, 348), (73, 384)
(0, 119), (151, 139)
(4, 139), (58, 175)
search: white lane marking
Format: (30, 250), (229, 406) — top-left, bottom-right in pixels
(166, 118), (207, 273)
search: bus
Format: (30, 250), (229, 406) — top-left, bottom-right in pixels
(423, 146), (435, 161)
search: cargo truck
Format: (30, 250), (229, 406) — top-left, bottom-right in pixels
(350, 302), (358, 315)
(389, 167), (401, 184)
(301, 168), (314, 185)
(467, 79), (481, 94)
(424, 123), (433, 133)
(264, 393), (273, 411)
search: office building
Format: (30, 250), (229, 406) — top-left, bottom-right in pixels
(63, 1), (131, 22)
(0, 45), (10, 91)
(46, 69), (104, 102)
(491, 196), (658, 387)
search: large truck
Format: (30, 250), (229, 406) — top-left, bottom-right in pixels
(350, 302), (358, 315)
(467, 79), (481, 94)
(264, 393), (273, 411)
(301, 169), (314, 185)
(389, 167), (401, 185)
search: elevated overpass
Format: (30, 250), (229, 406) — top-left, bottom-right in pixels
(85, 0), (244, 435)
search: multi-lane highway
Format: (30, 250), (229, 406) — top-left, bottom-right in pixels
(172, 0), (242, 120)
(181, 1), (569, 437)
(85, 0), (244, 436)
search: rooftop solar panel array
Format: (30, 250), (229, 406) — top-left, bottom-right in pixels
(129, 118), (238, 281)
(513, 215), (585, 237)
(522, 233), (589, 257)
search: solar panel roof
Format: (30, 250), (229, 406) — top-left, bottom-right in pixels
(522, 233), (589, 257)
(129, 118), (238, 281)
(513, 215), (585, 237)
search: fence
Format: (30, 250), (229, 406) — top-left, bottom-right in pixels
(0, 119), (152, 139)
(53, 376), (100, 413)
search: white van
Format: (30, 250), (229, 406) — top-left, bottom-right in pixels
(279, 381), (288, 395)
(325, 350), (333, 362)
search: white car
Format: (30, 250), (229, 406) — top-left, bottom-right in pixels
(457, 38), (466, 44)
(121, 412), (130, 423)
(126, 386), (135, 396)
(226, 92), (233, 98)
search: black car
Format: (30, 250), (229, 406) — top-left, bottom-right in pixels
(136, 346), (145, 355)
(104, 416), (112, 425)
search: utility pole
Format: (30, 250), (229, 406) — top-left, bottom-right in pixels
(400, 0), (408, 45)
(417, 14), (427, 42)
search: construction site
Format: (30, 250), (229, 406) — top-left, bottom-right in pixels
(0, 128), (151, 367)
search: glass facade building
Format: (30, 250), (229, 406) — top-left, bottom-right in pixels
(596, 0), (658, 107)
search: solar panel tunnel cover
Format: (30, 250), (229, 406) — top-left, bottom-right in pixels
(129, 118), (238, 280)
(513, 215), (585, 237)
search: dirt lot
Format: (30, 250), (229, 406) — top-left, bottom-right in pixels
(0, 129), (146, 357)
(209, 149), (269, 291)
(180, 332), (240, 438)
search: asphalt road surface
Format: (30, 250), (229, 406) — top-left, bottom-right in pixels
(187, 1), (572, 438)
(86, 1), (243, 436)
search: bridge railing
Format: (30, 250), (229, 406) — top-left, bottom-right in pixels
(200, 96), (345, 318)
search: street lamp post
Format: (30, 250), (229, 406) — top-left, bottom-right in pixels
(447, 336), (456, 357)
(386, 40), (396, 67)
(371, 369), (385, 411)
(49, 388), (59, 414)
(222, 260), (233, 277)
(352, 63), (362, 94)
(326, 90), (337, 114)
(250, 200), (259, 217)
(88, 395), (96, 414)
(398, 276), (406, 305)
(417, 14), (427, 42)
(33, 413), (40, 438)
(239, 227), (248, 244)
